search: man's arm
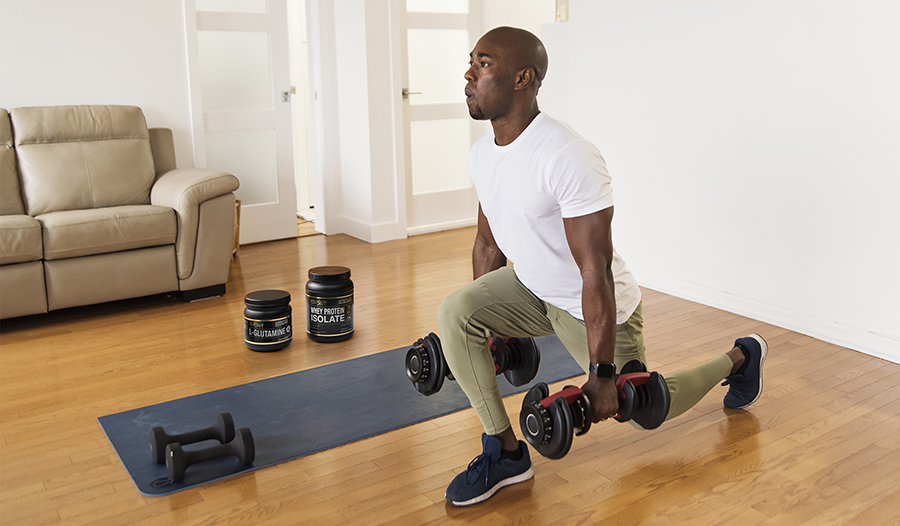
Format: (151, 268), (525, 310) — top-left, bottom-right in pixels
(473, 204), (507, 280)
(563, 207), (620, 422)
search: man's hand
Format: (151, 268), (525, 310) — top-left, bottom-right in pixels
(581, 374), (619, 423)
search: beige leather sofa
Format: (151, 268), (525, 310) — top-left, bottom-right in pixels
(0, 105), (240, 320)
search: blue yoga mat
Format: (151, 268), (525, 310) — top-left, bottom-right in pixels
(99, 335), (583, 496)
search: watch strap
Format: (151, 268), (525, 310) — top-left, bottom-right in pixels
(589, 362), (616, 378)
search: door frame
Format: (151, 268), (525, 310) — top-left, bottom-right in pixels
(287, 0), (316, 223)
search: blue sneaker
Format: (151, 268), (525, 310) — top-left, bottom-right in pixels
(445, 434), (534, 506)
(723, 333), (768, 409)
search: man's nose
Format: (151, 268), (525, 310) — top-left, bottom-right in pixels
(464, 64), (475, 82)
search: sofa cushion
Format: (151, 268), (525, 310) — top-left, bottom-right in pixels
(44, 246), (177, 311)
(0, 214), (43, 265)
(11, 106), (156, 216)
(38, 205), (176, 261)
(0, 108), (25, 216)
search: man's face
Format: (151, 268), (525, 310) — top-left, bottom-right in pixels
(464, 36), (516, 121)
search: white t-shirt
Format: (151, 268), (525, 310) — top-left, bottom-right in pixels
(470, 113), (641, 324)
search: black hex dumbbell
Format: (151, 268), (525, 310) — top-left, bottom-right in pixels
(405, 333), (541, 396)
(165, 427), (255, 482)
(520, 360), (671, 459)
(149, 413), (236, 464)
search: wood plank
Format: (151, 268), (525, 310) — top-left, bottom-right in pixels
(1, 226), (898, 525)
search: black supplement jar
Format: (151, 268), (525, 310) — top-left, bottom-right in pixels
(244, 290), (293, 351)
(306, 266), (354, 342)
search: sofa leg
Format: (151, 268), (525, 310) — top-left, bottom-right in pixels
(181, 284), (226, 302)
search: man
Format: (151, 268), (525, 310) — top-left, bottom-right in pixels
(438, 27), (768, 507)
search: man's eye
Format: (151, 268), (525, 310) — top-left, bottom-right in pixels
(481, 61), (489, 67)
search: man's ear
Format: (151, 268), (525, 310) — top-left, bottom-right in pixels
(514, 67), (536, 91)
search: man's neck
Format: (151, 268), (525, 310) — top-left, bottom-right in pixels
(491, 106), (541, 146)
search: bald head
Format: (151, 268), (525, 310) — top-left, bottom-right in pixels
(479, 27), (549, 89)
(465, 27), (548, 128)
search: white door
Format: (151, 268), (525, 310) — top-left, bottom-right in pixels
(186, 0), (298, 245)
(401, 0), (483, 234)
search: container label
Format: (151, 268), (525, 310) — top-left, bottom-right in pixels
(307, 294), (353, 337)
(245, 315), (292, 345)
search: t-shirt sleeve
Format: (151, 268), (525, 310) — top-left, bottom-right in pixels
(548, 139), (614, 218)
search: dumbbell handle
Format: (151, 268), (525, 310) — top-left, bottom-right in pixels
(537, 372), (652, 418)
(150, 413), (235, 464)
(182, 440), (243, 465)
(538, 385), (583, 408)
(490, 337), (518, 373)
(616, 372), (652, 393)
(169, 427), (222, 445)
(167, 428), (255, 482)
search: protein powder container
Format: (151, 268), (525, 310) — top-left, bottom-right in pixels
(306, 266), (354, 342)
(244, 290), (293, 351)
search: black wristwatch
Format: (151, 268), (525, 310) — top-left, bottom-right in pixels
(589, 362), (616, 378)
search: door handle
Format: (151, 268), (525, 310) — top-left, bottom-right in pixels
(402, 88), (422, 99)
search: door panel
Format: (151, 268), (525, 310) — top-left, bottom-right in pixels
(187, 0), (297, 244)
(407, 28), (470, 105)
(197, 30), (274, 112)
(410, 118), (471, 194)
(204, 129), (278, 205)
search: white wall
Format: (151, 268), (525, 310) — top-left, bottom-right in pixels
(541, 0), (900, 361)
(0, 0), (195, 168)
(485, 0), (555, 37)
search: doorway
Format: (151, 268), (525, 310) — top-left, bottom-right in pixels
(287, 0), (316, 226)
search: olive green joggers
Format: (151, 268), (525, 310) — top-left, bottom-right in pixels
(437, 267), (733, 435)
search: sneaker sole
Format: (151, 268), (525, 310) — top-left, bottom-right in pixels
(733, 333), (768, 409)
(447, 465), (535, 507)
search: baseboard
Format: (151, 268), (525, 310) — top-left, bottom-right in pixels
(407, 218), (477, 237)
(630, 266), (900, 365)
(338, 217), (406, 243)
(338, 217), (476, 241)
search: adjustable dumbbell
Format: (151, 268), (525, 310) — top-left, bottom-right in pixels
(519, 360), (671, 459)
(165, 427), (255, 482)
(405, 332), (541, 396)
(149, 413), (236, 464)
(491, 337), (542, 387)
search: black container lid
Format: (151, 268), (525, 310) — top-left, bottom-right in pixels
(308, 266), (351, 282)
(244, 289), (291, 307)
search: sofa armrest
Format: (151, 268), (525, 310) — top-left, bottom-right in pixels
(151, 168), (240, 280)
(149, 127), (177, 177)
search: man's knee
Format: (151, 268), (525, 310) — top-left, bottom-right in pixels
(437, 283), (483, 330)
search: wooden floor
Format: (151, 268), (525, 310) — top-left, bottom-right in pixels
(297, 218), (319, 238)
(1, 227), (899, 525)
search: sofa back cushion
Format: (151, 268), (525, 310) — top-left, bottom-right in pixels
(0, 108), (25, 216)
(11, 105), (156, 216)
